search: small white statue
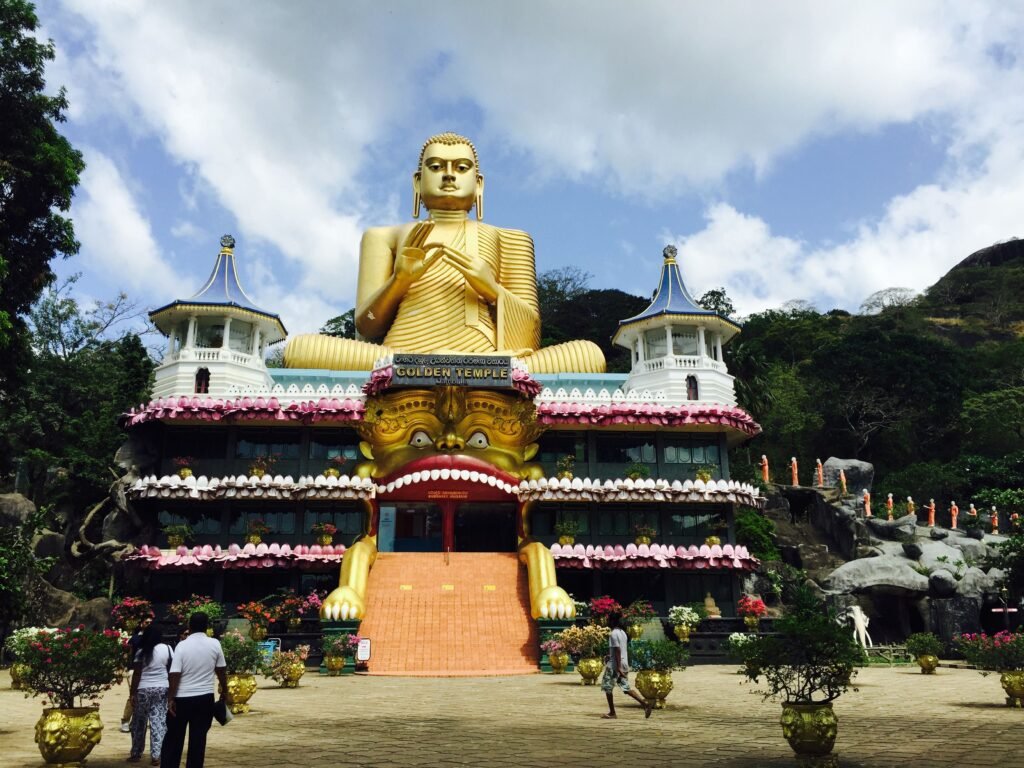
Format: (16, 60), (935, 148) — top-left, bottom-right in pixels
(838, 605), (873, 649)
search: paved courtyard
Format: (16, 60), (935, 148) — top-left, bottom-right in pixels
(1, 664), (1022, 767)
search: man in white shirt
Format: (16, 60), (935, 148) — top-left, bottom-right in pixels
(602, 611), (652, 719)
(161, 612), (228, 768)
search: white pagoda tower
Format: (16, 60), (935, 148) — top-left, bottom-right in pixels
(148, 235), (287, 398)
(612, 245), (740, 406)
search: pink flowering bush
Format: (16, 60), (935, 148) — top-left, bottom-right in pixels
(110, 596), (154, 628)
(20, 626), (129, 709)
(540, 638), (564, 655)
(588, 595), (623, 621)
(956, 630), (1024, 672)
(323, 633), (362, 658)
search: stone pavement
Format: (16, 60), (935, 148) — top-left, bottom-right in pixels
(2, 664), (1022, 767)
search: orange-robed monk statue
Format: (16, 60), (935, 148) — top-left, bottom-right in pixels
(284, 132), (605, 374)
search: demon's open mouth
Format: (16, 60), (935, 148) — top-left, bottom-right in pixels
(376, 454), (520, 494)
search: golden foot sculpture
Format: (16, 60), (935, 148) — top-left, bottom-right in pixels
(519, 541), (577, 619)
(321, 537), (377, 621)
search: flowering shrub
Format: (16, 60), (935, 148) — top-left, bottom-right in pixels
(629, 639), (689, 672)
(555, 454), (575, 476)
(322, 633), (361, 658)
(220, 631), (265, 674)
(311, 522), (337, 537)
(572, 597), (590, 619)
(20, 626), (129, 709)
(266, 644), (310, 684)
(623, 599), (657, 625)
(248, 455), (279, 474)
(4, 626), (48, 661)
(172, 456), (195, 469)
(725, 631), (756, 657)
(237, 600), (277, 629)
(110, 596), (154, 629)
(667, 605), (703, 628)
(301, 590), (325, 616)
(557, 624), (609, 659)
(588, 595), (623, 621)
(247, 518), (271, 537)
(553, 519), (579, 538)
(956, 630), (1024, 672)
(160, 523), (194, 543)
(540, 638), (564, 655)
(905, 632), (944, 658)
(168, 595), (223, 625)
(737, 595), (767, 618)
(633, 522), (657, 539)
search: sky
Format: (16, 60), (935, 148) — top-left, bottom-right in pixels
(38, 1), (1024, 340)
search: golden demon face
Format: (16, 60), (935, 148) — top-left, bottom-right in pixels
(355, 387), (544, 481)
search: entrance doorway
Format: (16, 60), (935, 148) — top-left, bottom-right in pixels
(391, 504), (443, 552)
(454, 503), (517, 552)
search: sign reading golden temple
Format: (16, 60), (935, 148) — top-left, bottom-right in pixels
(391, 354), (512, 388)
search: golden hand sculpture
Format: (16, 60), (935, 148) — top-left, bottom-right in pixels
(284, 132), (604, 374)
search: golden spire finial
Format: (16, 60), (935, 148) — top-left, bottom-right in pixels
(663, 244), (677, 264)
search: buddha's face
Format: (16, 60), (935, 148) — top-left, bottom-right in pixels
(415, 142), (481, 212)
(355, 387), (542, 480)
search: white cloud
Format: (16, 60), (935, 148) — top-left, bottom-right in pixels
(73, 150), (177, 297)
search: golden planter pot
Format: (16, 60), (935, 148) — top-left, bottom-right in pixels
(249, 626), (268, 641)
(635, 669), (674, 709)
(1000, 670), (1024, 707)
(178, 468), (193, 479)
(557, 535), (575, 546)
(548, 651), (570, 674)
(576, 657), (603, 685)
(626, 623), (644, 641)
(287, 617), (303, 633)
(246, 534), (262, 545)
(225, 673), (258, 714)
(634, 535), (652, 546)
(324, 655), (346, 676)
(743, 615), (760, 632)
(779, 702), (838, 767)
(673, 625), (692, 643)
(704, 535), (721, 546)
(35, 706), (103, 766)
(279, 663), (306, 688)
(323, 468), (341, 478)
(166, 535), (185, 548)
(250, 468), (266, 478)
(317, 534), (334, 546)
(10, 661), (30, 689)
(916, 655), (939, 674)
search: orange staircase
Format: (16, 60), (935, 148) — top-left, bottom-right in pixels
(358, 552), (539, 676)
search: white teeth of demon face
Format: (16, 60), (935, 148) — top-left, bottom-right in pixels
(381, 468), (515, 495)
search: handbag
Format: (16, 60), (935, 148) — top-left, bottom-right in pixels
(213, 699), (233, 726)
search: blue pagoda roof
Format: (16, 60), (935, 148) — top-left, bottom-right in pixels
(149, 235), (287, 337)
(618, 245), (740, 331)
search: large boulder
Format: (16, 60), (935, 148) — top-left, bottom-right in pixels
(0, 493), (35, 527)
(822, 458), (874, 493)
(34, 579), (111, 630)
(823, 555), (929, 595)
(930, 595), (983, 640)
(866, 514), (918, 543)
(929, 570), (958, 597)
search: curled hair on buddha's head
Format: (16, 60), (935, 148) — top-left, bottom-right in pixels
(418, 132), (479, 172)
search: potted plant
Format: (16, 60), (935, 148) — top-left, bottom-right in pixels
(633, 522), (657, 546)
(667, 604), (704, 643)
(629, 638), (689, 708)
(246, 518), (271, 545)
(905, 632), (944, 674)
(219, 630), (265, 713)
(556, 624), (609, 685)
(554, 518), (579, 546)
(695, 465), (716, 483)
(168, 595), (223, 634)
(555, 454), (575, 480)
(588, 595), (623, 627)
(737, 594), (767, 632)
(20, 626), (129, 765)
(4, 626), (45, 689)
(725, 631), (755, 661)
(248, 454), (279, 479)
(110, 596), (154, 633)
(735, 585), (861, 766)
(625, 460), (650, 481)
(161, 522), (193, 549)
(237, 600), (277, 641)
(172, 455), (196, 479)
(311, 521), (337, 546)
(540, 636), (570, 674)
(321, 633), (360, 676)
(323, 455), (349, 478)
(623, 599), (657, 640)
(955, 630), (1024, 706)
(275, 592), (308, 632)
(266, 644), (310, 688)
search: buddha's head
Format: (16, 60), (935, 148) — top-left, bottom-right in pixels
(413, 132), (484, 219)
(355, 386), (542, 480)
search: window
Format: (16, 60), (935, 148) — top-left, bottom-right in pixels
(229, 321), (253, 353)
(303, 508), (364, 537)
(536, 433), (588, 464)
(236, 431), (301, 459)
(195, 319), (224, 348)
(686, 375), (698, 400)
(644, 328), (667, 359)
(672, 326), (698, 356)
(194, 367), (210, 394)
(595, 436), (655, 464)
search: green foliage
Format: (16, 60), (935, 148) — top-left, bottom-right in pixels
(955, 630), (1024, 672)
(553, 518), (579, 538)
(161, 522), (194, 541)
(960, 388), (1024, 457)
(736, 584), (861, 704)
(624, 460), (650, 479)
(219, 630), (266, 674)
(734, 506), (780, 560)
(0, 0), (85, 377)
(319, 309), (355, 339)
(0, 505), (53, 633)
(629, 639), (689, 672)
(995, 531), (1024, 596)
(696, 287), (736, 319)
(904, 632), (944, 658)
(20, 627), (128, 709)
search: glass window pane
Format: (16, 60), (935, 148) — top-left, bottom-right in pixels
(613, 512), (629, 536)
(706, 445), (719, 463)
(692, 446), (705, 464)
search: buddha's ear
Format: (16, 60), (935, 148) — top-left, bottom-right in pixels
(475, 173), (484, 221)
(523, 442), (538, 461)
(412, 172), (422, 219)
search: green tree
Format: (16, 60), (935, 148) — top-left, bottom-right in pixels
(960, 388), (1024, 457)
(0, 506), (52, 635)
(319, 308), (355, 339)
(0, 0), (85, 381)
(697, 287), (736, 319)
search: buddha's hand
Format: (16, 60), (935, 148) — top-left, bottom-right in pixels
(442, 245), (499, 304)
(534, 585), (576, 620)
(394, 221), (444, 286)
(321, 586), (365, 621)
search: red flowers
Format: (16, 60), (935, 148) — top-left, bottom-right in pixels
(737, 595), (767, 618)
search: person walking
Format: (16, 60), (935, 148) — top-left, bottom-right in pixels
(127, 623), (172, 765)
(121, 617), (153, 732)
(161, 612), (228, 768)
(601, 612), (652, 719)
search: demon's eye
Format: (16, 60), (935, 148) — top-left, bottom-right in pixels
(467, 431), (489, 449)
(409, 430), (432, 448)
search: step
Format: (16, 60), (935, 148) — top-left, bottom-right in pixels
(359, 552), (538, 676)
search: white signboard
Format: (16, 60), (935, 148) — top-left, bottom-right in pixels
(356, 638), (371, 662)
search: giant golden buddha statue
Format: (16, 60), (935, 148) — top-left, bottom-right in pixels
(284, 133), (605, 374)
